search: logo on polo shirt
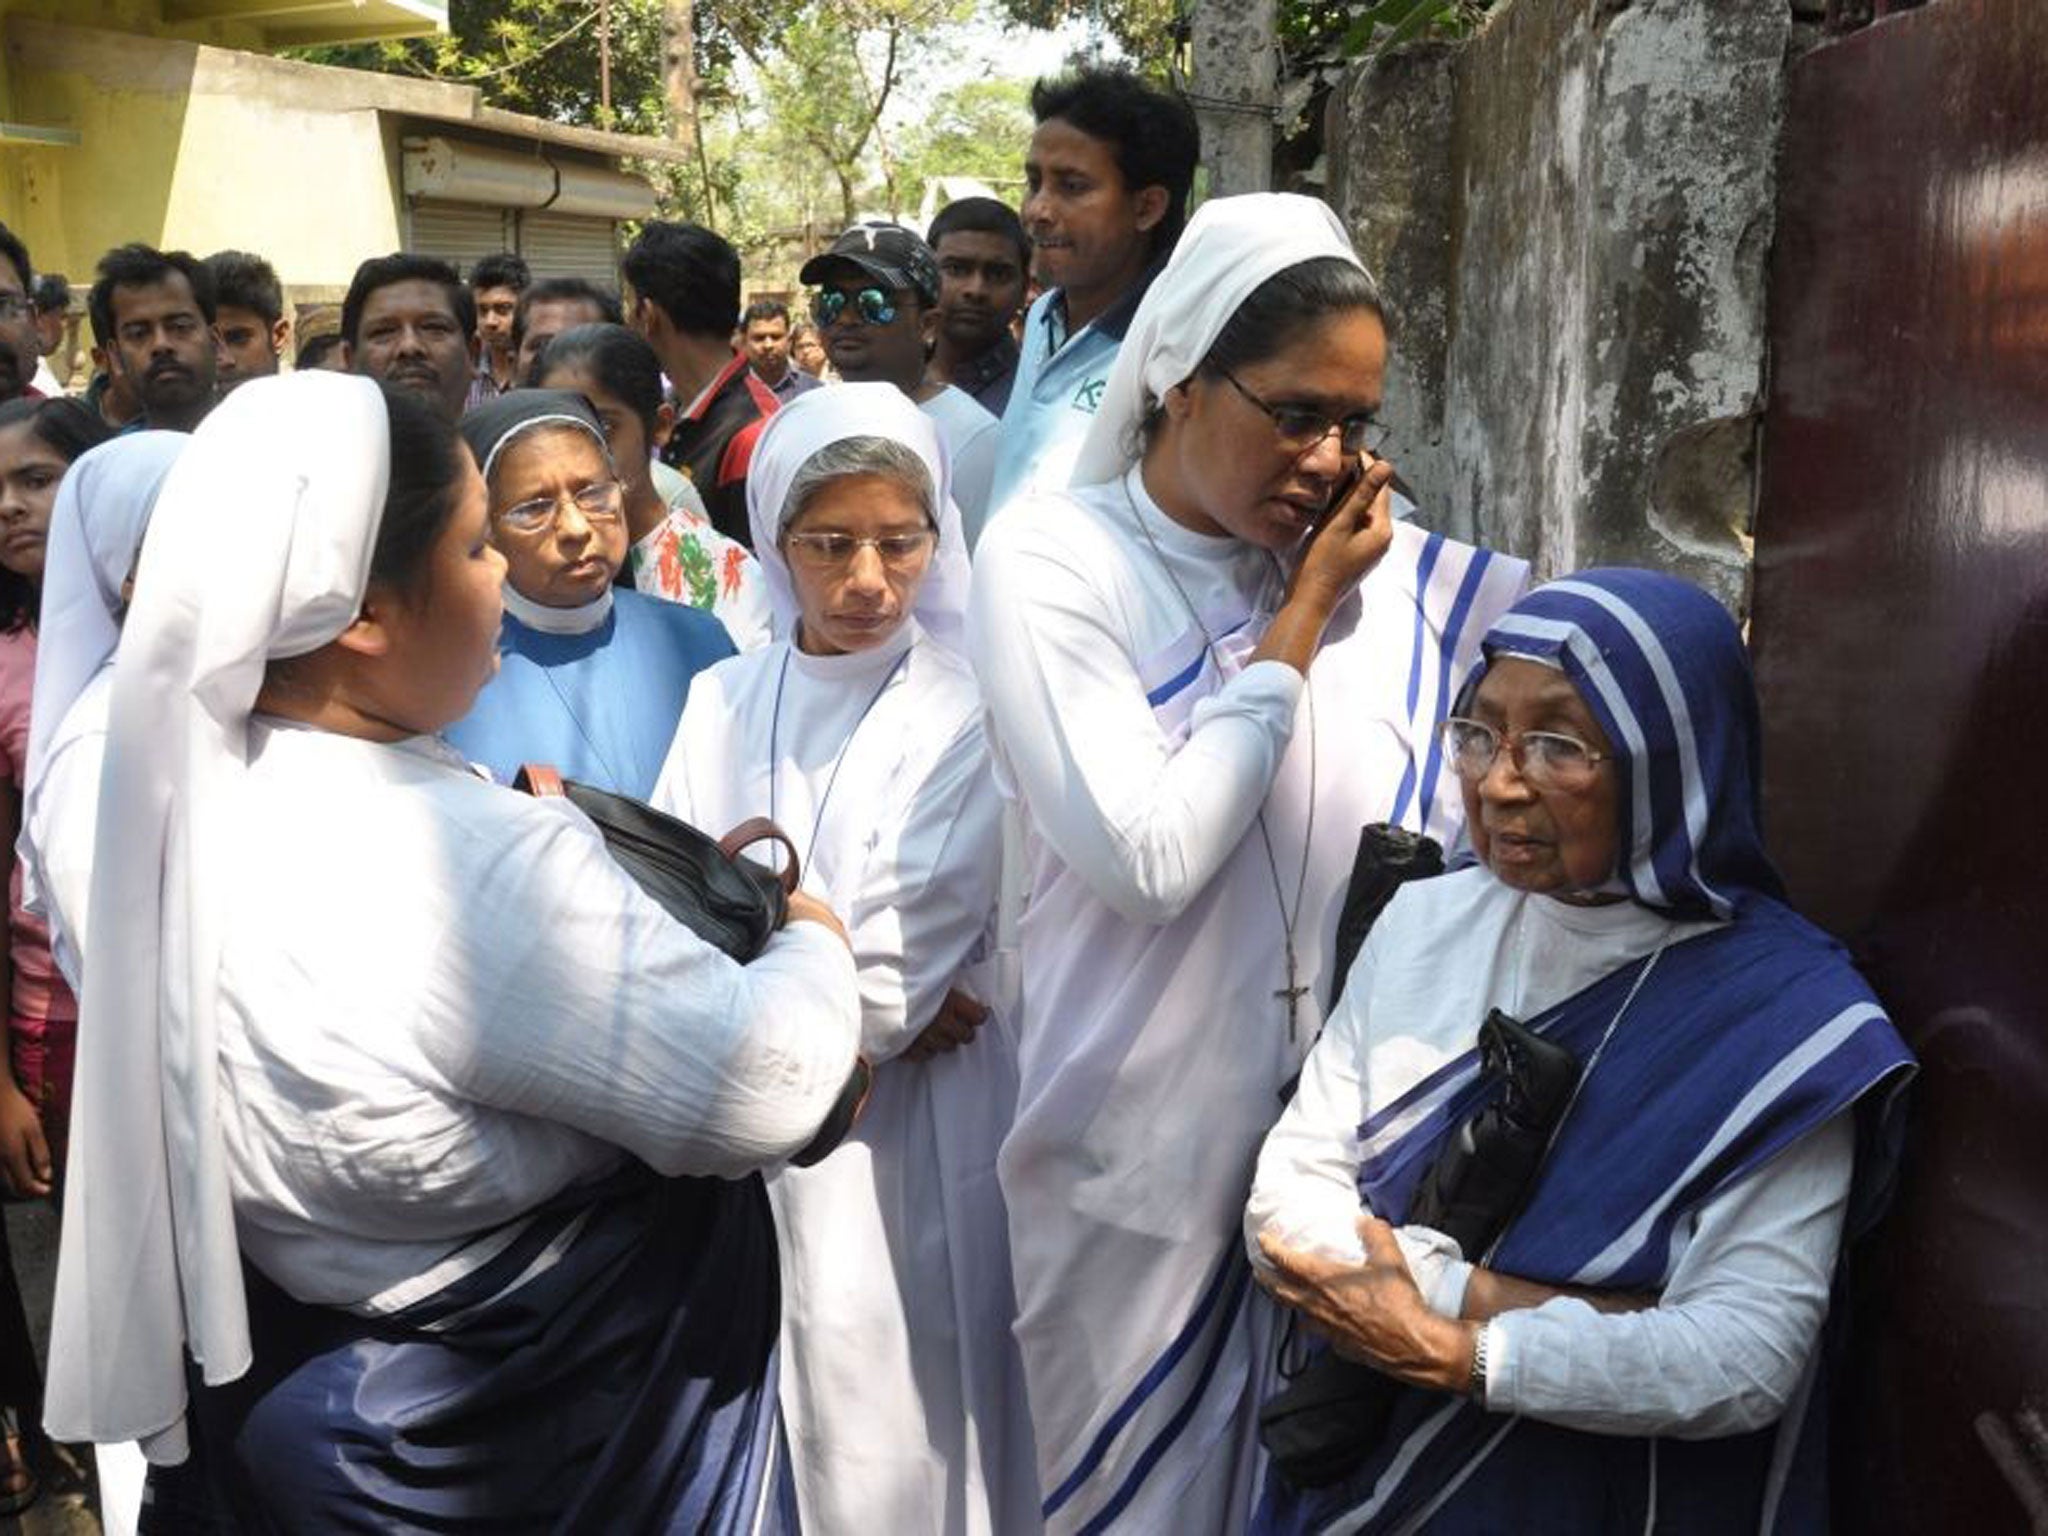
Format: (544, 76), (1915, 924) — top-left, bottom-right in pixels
(1074, 378), (1105, 414)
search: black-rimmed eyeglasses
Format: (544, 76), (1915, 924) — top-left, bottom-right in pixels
(1216, 368), (1390, 458)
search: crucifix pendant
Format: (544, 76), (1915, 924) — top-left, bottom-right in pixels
(1274, 949), (1309, 1040)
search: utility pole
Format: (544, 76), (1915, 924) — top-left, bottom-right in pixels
(1188, 0), (1277, 195)
(662, 0), (716, 222)
(598, 0), (612, 124)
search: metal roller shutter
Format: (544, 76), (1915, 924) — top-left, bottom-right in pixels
(406, 202), (514, 277)
(518, 212), (621, 286)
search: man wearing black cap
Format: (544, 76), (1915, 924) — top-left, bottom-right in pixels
(622, 222), (779, 547)
(799, 221), (999, 537)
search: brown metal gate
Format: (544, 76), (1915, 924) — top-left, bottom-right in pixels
(1751, 0), (2048, 1529)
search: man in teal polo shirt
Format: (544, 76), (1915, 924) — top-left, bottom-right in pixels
(982, 66), (1200, 536)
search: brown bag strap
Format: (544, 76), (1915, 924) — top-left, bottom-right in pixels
(513, 763), (566, 798)
(719, 817), (801, 895)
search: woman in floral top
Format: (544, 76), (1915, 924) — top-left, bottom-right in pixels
(536, 324), (773, 651)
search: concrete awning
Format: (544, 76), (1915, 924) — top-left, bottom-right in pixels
(162, 0), (446, 48)
(393, 102), (700, 167)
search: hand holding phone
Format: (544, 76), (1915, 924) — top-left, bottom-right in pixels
(1294, 450), (1396, 600)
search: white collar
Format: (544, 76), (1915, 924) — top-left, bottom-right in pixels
(501, 581), (614, 635)
(786, 614), (921, 681)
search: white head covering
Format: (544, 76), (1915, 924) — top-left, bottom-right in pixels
(744, 382), (971, 652)
(46, 372), (393, 1458)
(1069, 193), (1369, 488)
(20, 431), (187, 916)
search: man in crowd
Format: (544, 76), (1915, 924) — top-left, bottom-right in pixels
(204, 250), (288, 394)
(511, 276), (622, 385)
(30, 275), (70, 396)
(467, 251), (530, 406)
(927, 197), (1029, 415)
(987, 65), (1199, 521)
(622, 221), (777, 546)
(340, 253), (476, 423)
(89, 243), (218, 432)
(739, 298), (817, 402)
(0, 225), (38, 405)
(801, 220), (1000, 537)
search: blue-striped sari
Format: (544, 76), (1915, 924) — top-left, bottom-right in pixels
(1254, 570), (1914, 1534)
(189, 1167), (793, 1534)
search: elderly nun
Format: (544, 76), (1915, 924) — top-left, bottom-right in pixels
(1246, 570), (1914, 1533)
(44, 372), (861, 1530)
(653, 382), (1035, 1535)
(444, 389), (735, 797)
(965, 193), (1530, 1533)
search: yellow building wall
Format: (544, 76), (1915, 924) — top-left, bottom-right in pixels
(3, 17), (407, 289)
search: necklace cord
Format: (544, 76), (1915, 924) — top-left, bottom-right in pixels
(1124, 478), (1318, 1037)
(768, 644), (915, 876)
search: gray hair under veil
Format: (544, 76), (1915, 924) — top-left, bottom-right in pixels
(742, 382), (971, 650)
(778, 435), (937, 537)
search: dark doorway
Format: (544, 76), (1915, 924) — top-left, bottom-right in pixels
(1752, 1), (2048, 1530)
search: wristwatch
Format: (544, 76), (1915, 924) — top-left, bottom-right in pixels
(1467, 1322), (1490, 1405)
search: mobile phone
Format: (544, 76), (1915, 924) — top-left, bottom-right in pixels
(1313, 452), (1368, 533)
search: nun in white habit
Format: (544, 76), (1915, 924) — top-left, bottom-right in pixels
(18, 430), (187, 990)
(653, 382), (1035, 1536)
(43, 372), (861, 1531)
(966, 194), (1530, 1534)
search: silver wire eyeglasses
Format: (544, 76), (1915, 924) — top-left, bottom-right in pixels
(495, 480), (624, 534)
(782, 528), (936, 571)
(1438, 717), (1612, 790)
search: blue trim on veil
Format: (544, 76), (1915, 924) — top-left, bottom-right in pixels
(1253, 569), (1915, 1536)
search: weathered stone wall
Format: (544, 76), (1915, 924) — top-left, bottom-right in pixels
(1328, 0), (1791, 611)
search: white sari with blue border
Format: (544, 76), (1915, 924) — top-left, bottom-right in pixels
(1251, 569), (1916, 1534)
(971, 469), (1526, 1535)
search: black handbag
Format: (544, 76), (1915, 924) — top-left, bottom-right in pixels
(1259, 1010), (1582, 1488)
(1326, 824), (1446, 1012)
(513, 764), (871, 1168)
(514, 763), (795, 962)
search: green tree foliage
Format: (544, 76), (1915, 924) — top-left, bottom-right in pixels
(894, 78), (1034, 203)
(1279, 0), (1492, 63)
(980, 0), (1493, 85)
(986, 0), (1180, 71)
(297, 1), (680, 134)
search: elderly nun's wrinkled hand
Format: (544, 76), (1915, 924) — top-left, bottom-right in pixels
(1258, 1213), (1475, 1396)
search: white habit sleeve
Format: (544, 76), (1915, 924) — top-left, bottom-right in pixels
(1484, 1113), (1853, 1438)
(415, 802), (861, 1177)
(843, 717), (1002, 1061)
(968, 532), (1301, 926)
(1246, 932), (1472, 1313)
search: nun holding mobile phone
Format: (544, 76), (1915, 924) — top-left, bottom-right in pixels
(965, 194), (1529, 1533)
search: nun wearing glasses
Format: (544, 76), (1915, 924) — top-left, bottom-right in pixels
(445, 390), (734, 797)
(653, 383), (1034, 1536)
(1244, 570), (1914, 1534)
(966, 194), (1527, 1534)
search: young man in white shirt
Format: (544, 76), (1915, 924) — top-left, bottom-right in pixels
(985, 66), (1200, 527)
